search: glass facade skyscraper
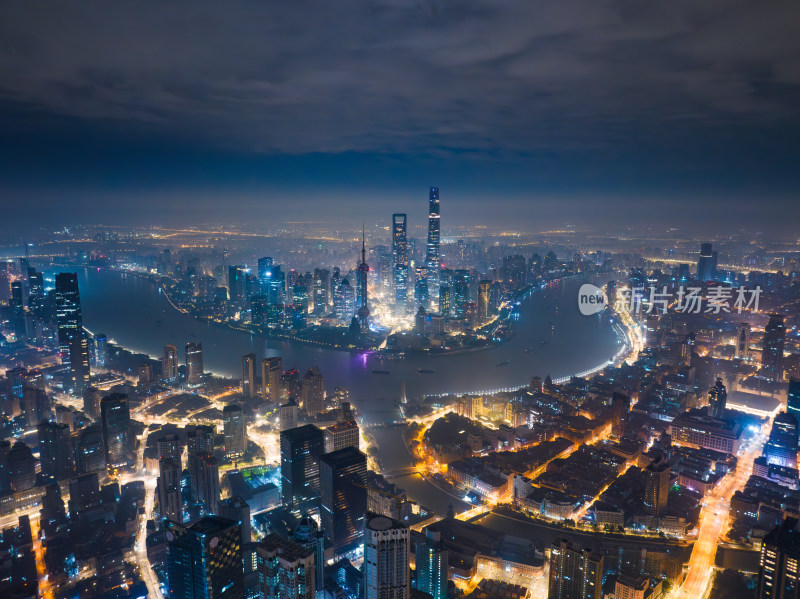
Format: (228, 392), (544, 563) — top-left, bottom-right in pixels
(55, 272), (90, 395)
(100, 392), (132, 476)
(425, 187), (440, 309)
(319, 446), (367, 555)
(166, 515), (243, 599)
(280, 424), (324, 513)
(392, 213), (408, 313)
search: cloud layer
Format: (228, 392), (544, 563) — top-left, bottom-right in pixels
(2, 0), (799, 156)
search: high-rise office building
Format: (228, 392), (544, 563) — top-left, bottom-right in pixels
(301, 366), (325, 417)
(75, 424), (105, 474)
(312, 268), (330, 315)
(241, 353), (256, 397)
(167, 515), (243, 599)
(158, 433), (183, 466)
(611, 392), (630, 438)
(100, 393), (132, 475)
(643, 457), (671, 516)
(763, 314), (787, 381)
(217, 496), (251, 544)
(736, 323), (752, 360)
(789, 379), (800, 420)
(415, 526), (448, 599)
(708, 378), (727, 418)
(158, 457), (183, 523)
(189, 452), (220, 515)
(163, 344), (179, 382)
(438, 285), (450, 316)
(279, 397), (299, 431)
(228, 265), (246, 303)
(280, 424), (325, 513)
(357, 225), (371, 333)
(764, 412), (799, 469)
(256, 533), (316, 599)
(425, 187), (441, 307)
(69, 472), (101, 515)
(324, 419), (360, 454)
(8, 441), (36, 491)
(291, 514), (325, 595)
(82, 386), (102, 419)
(477, 280), (491, 319)
(261, 357), (283, 402)
(697, 242), (718, 282)
(320, 447), (368, 555)
(94, 333), (108, 368)
(758, 517), (800, 599)
(364, 513), (410, 599)
(392, 213), (408, 313)
(548, 539), (603, 599)
(187, 425), (215, 457)
(185, 342), (204, 388)
(38, 421), (75, 480)
(55, 272), (90, 395)
(223, 404), (246, 460)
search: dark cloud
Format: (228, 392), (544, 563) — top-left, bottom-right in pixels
(2, 0), (799, 155)
(0, 0), (799, 236)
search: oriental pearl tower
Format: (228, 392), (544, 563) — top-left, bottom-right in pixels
(356, 223), (370, 333)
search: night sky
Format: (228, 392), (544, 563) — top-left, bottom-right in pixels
(2, 1), (799, 233)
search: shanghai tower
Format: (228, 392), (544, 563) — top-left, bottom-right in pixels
(425, 187), (440, 309)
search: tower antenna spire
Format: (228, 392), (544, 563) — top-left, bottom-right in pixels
(361, 221), (366, 264)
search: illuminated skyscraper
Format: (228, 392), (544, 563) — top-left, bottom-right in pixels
(241, 353), (256, 397)
(643, 457), (671, 516)
(548, 539), (603, 599)
(415, 526), (448, 599)
(313, 268), (330, 314)
(708, 378), (727, 418)
(223, 404), (246, 460)
(320, 447), (367, 555)
(697, 242), (718, 282)
(758, 517), (800, 599)
(301, 366), (325, 418)
(38, 421), (75, 480)
(94, 333), (108, 368)
(324, 419), (360, 454)
(425, 187), (441, 306)
(280, 424), (324, 513)
(364, 513), (410, 599)
(764, 412), (798, 469)
(167, 515), (243, 599)
(763, 314), (786, 381)
(55, 272), (90, 395)
(257, 533), (316, 599)
(356, 224), (371, 332)
(789, 379), (800, 420)
(392, 213), (408, 313)
(280, 397), (299, 431)
(735, 323), (751, 360)
(291, 514), (325, 595)
(261, 356), (283, 401)
(189, 452), (220, 514)
(438, 285), (450, 316)
(158, 457), (183, 523)
(162, 344), (178, 382)
(100, 393), (132, 475)
(611, 392), (630, 438)
(185, 342), (204, 388)
(477, 280), (491, 319)
(217, 496), (251, 544)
